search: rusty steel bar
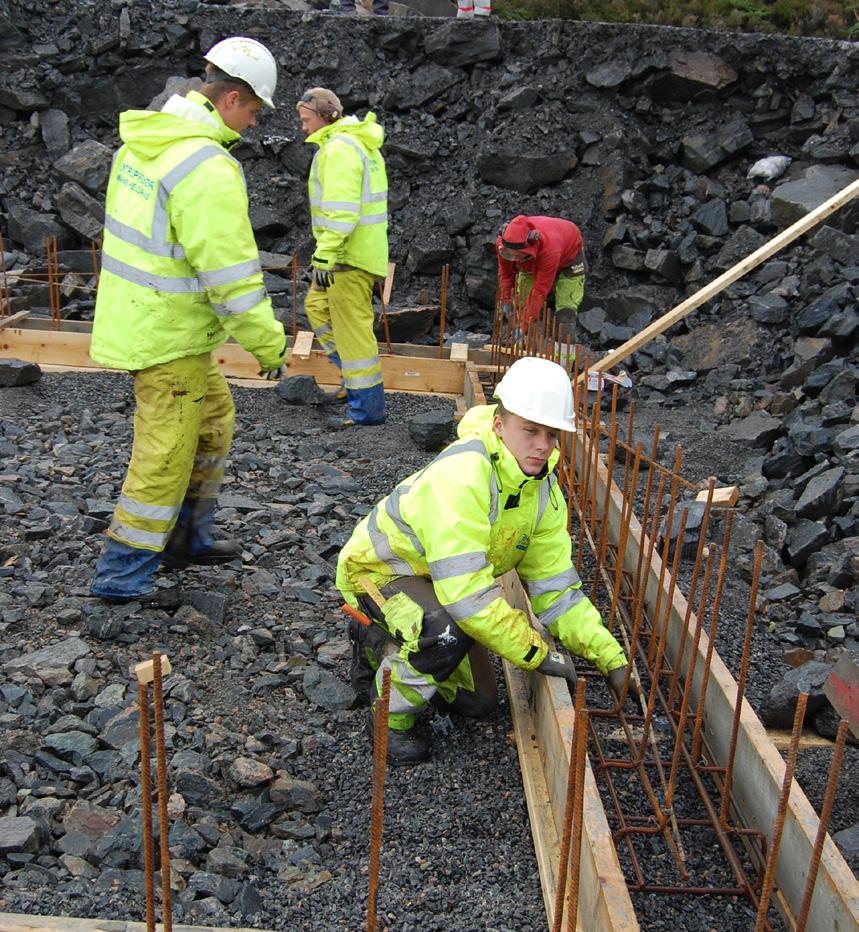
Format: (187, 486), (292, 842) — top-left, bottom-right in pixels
(590, 409), (619, 604)
(576, 357), (592, 574)
(587, 374), (603, 537)
(796, 719), (850, 932)
(564, 702), (590, 932)
(151, 651), (172, 932)
(691, 509), (735, 765)
(437, 264), (449, 358)
(606, 442), (642, 635)
(367, 667), (392, 932)
(552, 678), (587, 932)
(137, 682), (156, 932)
(720, 539), (765, 828)
(753, 692), (809, 932)
(665, 546), (716, 811)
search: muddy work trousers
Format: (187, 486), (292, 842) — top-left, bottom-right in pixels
(357, 577), (498, 731)
(91, 352), (234, 598)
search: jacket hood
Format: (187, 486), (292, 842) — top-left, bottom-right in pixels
(118, 90), (239, 159)
(497, 214), (540, 260)
(306, 112), (385, 150)
(457, 404), (560, 490)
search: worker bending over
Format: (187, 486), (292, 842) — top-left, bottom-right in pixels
(297, 88), (388, 427)
(89, 37), (286, 604)
(337, 357), (634, 765)
(497, 215), (587, 347)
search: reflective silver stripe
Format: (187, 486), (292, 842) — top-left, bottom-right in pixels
(525, 568), (582, 598)
(488, 471), (499, 525)
(385, 485), (425, 556)
(317, 199), (361, 212)
(314, 216), (356, 233)
(102, 254), (202, 293)
(357, 212), (388, 225)
(444, 583), (504, 622)
(117, 494), (180, 522)
(431, 437), (489, 467)
(104, 214), (186, 259)
(341, 356), (380, 371)
(364, 191), (387, 203)
(211, 287), (266, 316)
(429, 551), (489, 582)
(536, 587), (587, 628)
(198, 258), (261, 288)
(536, 474), (556, 527)
(344, 371), (383, 390)
(368, 506), (413, 576)
(109, 519), (169, 549)
(161, 144), (236, 194)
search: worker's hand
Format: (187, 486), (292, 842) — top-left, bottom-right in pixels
(258, 340), (287, 381)
(606, 665), (643, 706)
(259, 364), (284, 381)
(311, 255), (335, 290)
(537, 650), (577, 685)
(501, 301), (513, 319)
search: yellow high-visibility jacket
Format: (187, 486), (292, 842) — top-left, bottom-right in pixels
(91, 90), (285, 372)
(336, 405), (628, 674)
(305, 113), (388, 278)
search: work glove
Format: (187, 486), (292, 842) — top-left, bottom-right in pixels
(311, 255), (335, 290)
(606, 665), (644, 706)
(258, 341), (287, 381)
(537, 650), (578, 686)
(501, 301), (513, 320)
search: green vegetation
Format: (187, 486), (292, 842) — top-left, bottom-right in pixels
(494, 0), (858, 40)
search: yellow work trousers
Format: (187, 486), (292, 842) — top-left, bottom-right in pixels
(108, 352), (235, 552)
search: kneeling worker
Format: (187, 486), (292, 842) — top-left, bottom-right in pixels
(336, 356), (634, 765)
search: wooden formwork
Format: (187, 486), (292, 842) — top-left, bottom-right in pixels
(0, 915), (271, 932)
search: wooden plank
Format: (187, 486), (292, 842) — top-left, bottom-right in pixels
(0, 328), (468, 395)
(0, 310), (31, 329)
(449, 342), (469, 362)
(382, 261), (396, 306)
(767, 729), (836, 750)
(290, 329), (314, 360)
(695, 485), (739, 509)
(583, 435), (859, 931)
(0, 915), (272, 932)
(589, 178), (859, 376)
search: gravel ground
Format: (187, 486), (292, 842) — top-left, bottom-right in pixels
(0, 371), (854, 932)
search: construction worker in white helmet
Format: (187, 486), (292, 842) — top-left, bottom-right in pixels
(297, 87), (388, 427)
(337, 357), (637, 765)
(89, 37), (286, 605)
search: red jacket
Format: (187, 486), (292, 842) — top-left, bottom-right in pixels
(497, 215), (583, 326)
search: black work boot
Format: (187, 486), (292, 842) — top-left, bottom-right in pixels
(365, 711), (428, 766)
(161, 524), (241, 571)
(100, 585), (185, 611)
(349, 619), (376, 706)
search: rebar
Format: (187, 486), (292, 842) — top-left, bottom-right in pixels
(720, 539), (764, 828)
(151, 651), (172, 932)
(552, 678), (586, 932)
(438, 264), (449, 358)
(565, 701), (589, 931)
(137, 682), (156, 932)
(796, 719), (850, 931)
(367, 667), (392, 932)
(753, 692), (809, 932)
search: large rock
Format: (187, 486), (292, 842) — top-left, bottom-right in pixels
(6, 201), (71, 252)
(0, 359), (42, 387)
(303, 666), (356, 711)
(477, 148), (578, 194)
(644, 50), (737, 101)
(771, 165), (859, 228)
(4, 636), (91, 678)
(795, 467), (844, 519)
(0, 815), (42, 854)
(384, 63), (463, 110)
(424, 20), (501, 67)
(719, 412), (782, 449)
(762, 661), (832, 728)
(409, 410), (454, 451)
(56, 182), (104, 241)
(54, 139), (114, 193)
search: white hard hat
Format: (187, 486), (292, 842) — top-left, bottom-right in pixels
(204, 37), (277, 109)
(493, 357), (576, 433)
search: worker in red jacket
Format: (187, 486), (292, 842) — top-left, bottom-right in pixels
(496, 215), (587, 345)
